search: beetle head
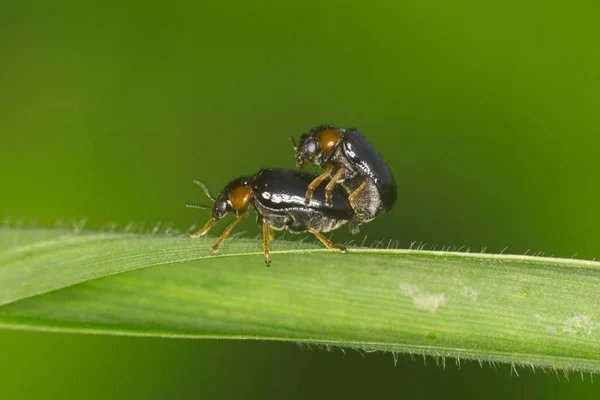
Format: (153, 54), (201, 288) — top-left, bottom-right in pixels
(294, 125), (343, 168)
(187, 176), (255, 238)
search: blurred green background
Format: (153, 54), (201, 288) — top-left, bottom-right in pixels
(1, 0), (599, 398)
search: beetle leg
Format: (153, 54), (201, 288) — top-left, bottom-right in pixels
(304, 164), (333, 205)
(304, 166), (333, 204)
(189, 217), (217, 238)
(308, 228), (347, 253)
(262, 221), (272, 266)
(324, 166), (345, 207)
(211, 213), (247, 252)
(268, 225), (275, 240)
(348, 178), (369, 211)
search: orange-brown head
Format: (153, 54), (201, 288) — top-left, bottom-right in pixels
(294, 125), (344, 168)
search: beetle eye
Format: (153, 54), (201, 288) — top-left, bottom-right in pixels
(306, 140), (317, 154)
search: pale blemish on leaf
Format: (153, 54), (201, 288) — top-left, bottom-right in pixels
(398, 283), (446, 313)
(562, 315), (594, 335)
(462, 286), (478, 301)
(452, 276), (478, 301)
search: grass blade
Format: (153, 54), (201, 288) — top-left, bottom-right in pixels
(1, 227), (600, 373)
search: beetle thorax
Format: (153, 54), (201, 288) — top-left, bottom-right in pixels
(316, 128), (342, 153)
(228, 185), (253, 211)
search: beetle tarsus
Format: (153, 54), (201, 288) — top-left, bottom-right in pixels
(309, 228), (347, 253)
(262, 221), (272, 266)
(189, 217), (216, 238)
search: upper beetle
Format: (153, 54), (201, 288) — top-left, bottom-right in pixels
(187, 168), (360, 266)
(292, 124), (397, 221)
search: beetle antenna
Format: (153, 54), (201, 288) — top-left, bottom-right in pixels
(186, 203), (212, 210)
(289, 136), (298, 152)
(193, 179), (216, 201)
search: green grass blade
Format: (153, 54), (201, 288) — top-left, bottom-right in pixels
(1, 227), (600, 373)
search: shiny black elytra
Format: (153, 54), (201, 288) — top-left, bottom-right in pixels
(292, 124), (397, 222)
(187, 168), (358, 266)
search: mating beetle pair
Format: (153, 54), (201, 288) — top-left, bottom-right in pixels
(187, 125), (396, 266)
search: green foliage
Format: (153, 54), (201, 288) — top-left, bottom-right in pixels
(2, 227), (600, 374)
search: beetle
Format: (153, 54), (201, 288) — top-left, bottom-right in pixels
(186, 168), (359, 266)
(292, 124), (397, 221)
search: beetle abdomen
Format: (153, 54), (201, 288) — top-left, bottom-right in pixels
(256, 207), (349, 233)
(341, 129), (397, 210)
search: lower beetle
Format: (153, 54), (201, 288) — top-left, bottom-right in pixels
(187, 168), (359, 266)
(292, 124), (397, 221)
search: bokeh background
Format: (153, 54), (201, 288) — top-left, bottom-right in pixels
(1, 0), (599, 398)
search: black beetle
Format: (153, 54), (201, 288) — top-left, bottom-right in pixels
(292, 124), (397, 221)
(187, 168), (359, 266)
